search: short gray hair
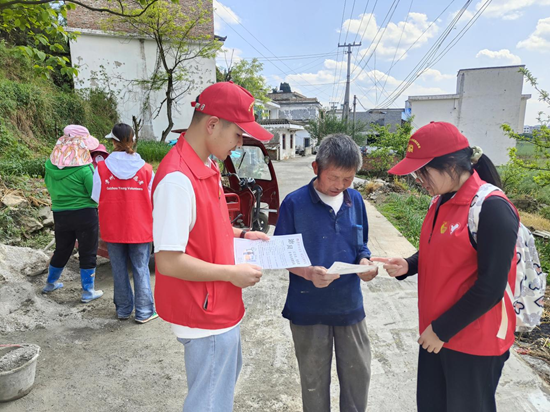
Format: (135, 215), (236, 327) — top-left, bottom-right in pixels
(315, 134), (363, 172)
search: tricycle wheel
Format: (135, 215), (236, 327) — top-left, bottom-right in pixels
(253, 212), (270, 233)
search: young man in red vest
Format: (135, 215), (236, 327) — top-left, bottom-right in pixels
(152, 82), (272, 412)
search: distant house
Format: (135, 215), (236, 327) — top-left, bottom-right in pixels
(66, 0), (218, 140)
(406, 65), (530, 165)
(354, 108), (405, 137)
(258, 119), (304, 160)
(268, 83), (322, 155)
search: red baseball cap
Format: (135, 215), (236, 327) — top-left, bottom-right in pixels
(388, 121), (470, 175)
(191, 82), (273, 142)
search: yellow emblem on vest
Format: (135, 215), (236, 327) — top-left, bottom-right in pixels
(440, 221), (448, 234)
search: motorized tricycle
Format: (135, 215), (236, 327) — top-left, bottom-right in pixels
(222, 136), (279, 233)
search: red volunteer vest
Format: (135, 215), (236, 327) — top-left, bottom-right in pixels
(97, 161), (153, 243)
(418, 171), (517, 356)
(152, 137), (244, 329)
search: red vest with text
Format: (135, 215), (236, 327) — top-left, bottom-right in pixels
(97, 161), (153, 244)
(152, 137), (244, 329)
(418, 171), (517, 356)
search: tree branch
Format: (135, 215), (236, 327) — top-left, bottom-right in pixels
(0, 0), (159, 18)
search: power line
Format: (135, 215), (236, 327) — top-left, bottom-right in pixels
(337, 0), (379, 105)
(215, 12), (334, 99)
(375, 0), (474, 108)
(343, 0), (357, 45)
(330, 1), (349, 103)
(378, 0), (414, 104)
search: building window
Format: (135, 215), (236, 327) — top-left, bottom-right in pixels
(290, 134), (294, 149)
(282, 134), (286, 150)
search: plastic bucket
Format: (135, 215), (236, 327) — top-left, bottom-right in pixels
(0, 345), (40, 402)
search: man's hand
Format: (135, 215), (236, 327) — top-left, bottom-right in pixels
(229, 264), (263, 288)
(305, 266), (339, 288)
(370, 257), (408, 277)
(245, 231), (270, 241)
(357, 258), (378, 282)
(418, 324), (444, 354)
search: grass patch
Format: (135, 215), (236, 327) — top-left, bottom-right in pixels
(136, 140), (171, 163)
(375, 191), (430, 248)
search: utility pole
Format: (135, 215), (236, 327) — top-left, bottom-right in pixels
(351, 94), (357, 137)
(329, 101), (339, 113)
(338, 42), (361, 123)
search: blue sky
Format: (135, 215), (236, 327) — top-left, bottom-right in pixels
(213, 0), (550, 125)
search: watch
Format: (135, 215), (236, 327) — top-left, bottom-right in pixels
(240, 229), (250, 238)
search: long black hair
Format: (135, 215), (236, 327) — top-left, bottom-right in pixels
(417, 147), (502, 189)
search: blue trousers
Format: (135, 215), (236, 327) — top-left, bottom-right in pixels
(106, 242), (154, 320)
(177, 326), (242, 412)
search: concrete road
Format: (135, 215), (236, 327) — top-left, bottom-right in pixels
(3, 154), (549, 412)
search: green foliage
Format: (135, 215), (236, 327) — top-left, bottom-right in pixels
(376, 191), (430, 248)
(305, 112), (369, 145)
(0, 157), (47, 177)
(0, 42), (119, 163)
(503, 68), (550, 186)
(0, 2), (78, 79)
(104, 0), (221, 142)
(136, 140), (171, 162)
(0, 1), (173, 79)
(362, 119), (414, 176)
(217, 58), (271, 109)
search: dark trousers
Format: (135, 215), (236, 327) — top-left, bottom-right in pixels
(417, 346), (510, 412)
(290, 319), (372, 412)
(51, 208), (98, 269)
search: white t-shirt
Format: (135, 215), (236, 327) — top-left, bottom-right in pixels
(153, 165), (241, 339)
(315, 188), (344, 214)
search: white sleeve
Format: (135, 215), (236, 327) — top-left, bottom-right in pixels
(148, 170), (155, 199)
(91, 167), (101, 203)
(153, 172), (196, 253)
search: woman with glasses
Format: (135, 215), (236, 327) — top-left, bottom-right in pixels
(373, 121), (518, 412)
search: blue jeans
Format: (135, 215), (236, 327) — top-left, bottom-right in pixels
(177, 326), (242, 412)
(106, 242), (155, 320)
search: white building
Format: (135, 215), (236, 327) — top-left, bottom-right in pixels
(407, 65), (530, 165)
(66, 1), (217, 140)
(258, 119), (305, 160)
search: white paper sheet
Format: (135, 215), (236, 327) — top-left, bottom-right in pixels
(327, 261), (378, 275)
(233, 234), (311, 269)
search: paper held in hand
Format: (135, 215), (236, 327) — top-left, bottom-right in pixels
(327, 261), (378, 275)
(233, 234), (312, 270)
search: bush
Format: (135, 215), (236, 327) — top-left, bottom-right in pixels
(0, 157), (47, 177)
(136, 140), (171, 162)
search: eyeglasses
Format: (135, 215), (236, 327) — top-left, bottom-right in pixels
(410, 171), (424, 184)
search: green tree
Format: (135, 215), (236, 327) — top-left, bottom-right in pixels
(216, 58), (271, 109)
(305, 111), (368, 145)
(0, 0), (170, 79)
(366, 119), (414, 176)
(104, 0), (221, 142)
(503, 68), (550, 186)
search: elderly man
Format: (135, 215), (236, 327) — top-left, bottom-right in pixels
(274, 134), (377, 412)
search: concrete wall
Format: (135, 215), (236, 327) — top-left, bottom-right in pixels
(456, 67), (525, 165)
(408, 96), (459, 129)
(279, 104), (320, 121)
(408, 66), (528, 165)
(70, 31), (215, 140)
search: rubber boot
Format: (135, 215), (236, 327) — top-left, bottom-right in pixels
(42, 265), (64, 293)
(80, 268), (103, 303)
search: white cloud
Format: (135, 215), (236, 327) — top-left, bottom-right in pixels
(342, 12), (439, 62)
(475, 49), (522, 64)
(475, 0), (550, 21)
(419, 68), (456, 82)
(213, 0), (240, 32)
(517, 17), (550, 52)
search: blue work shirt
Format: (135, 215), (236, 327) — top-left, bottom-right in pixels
(274, 178), (371, 326)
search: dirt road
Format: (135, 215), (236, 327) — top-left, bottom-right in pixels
(2, 154), (549, 411)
